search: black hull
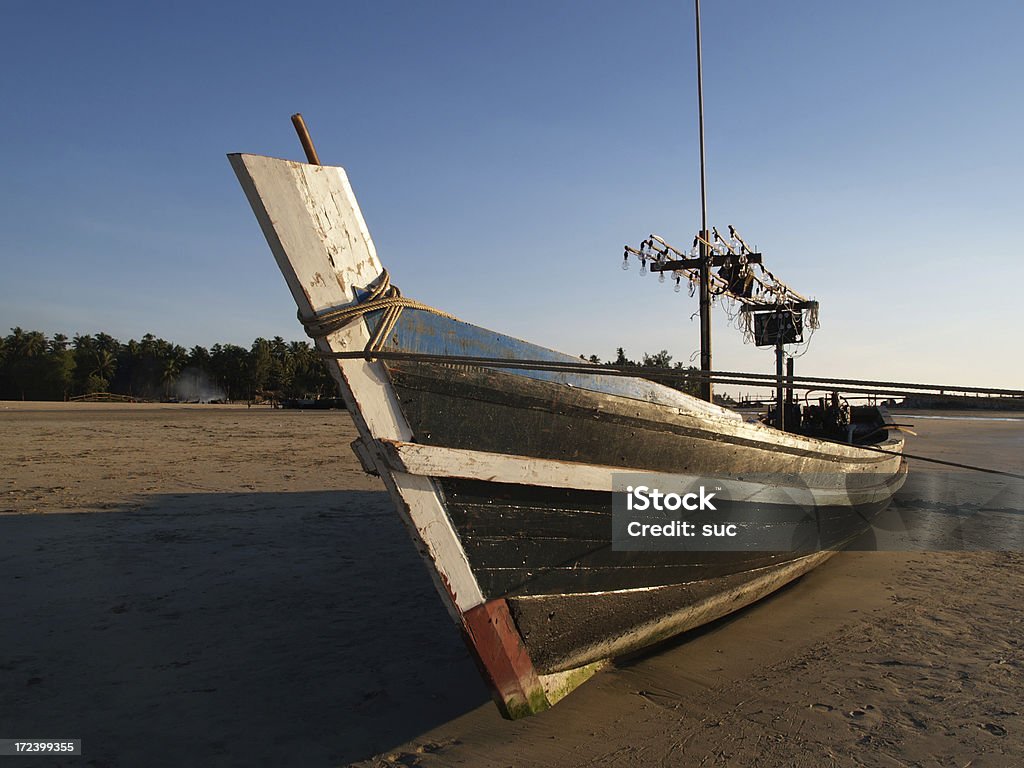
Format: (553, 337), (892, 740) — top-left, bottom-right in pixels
(386, 361), (905, 675)
(507, 553), (832, 674)
(436, 476), (891, 598)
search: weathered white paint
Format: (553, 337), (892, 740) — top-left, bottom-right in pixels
(378, 440), (626, 491)
(229, 154), (484, 614)
(378, 439), (908, 507)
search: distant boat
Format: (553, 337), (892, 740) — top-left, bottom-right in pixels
(229, 150), (907, 718)
(279, 397), (346, 410)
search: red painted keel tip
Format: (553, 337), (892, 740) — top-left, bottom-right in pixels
(462, 599), (549, 718)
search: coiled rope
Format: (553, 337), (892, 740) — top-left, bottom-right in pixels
(298, 269), (456, 353)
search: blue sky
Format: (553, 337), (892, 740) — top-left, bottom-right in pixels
(1, 1), (1021, 390)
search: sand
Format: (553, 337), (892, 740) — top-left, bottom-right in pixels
(1, 402), (1021, 767)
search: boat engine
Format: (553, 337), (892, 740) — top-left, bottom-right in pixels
(797, 393), (850, 440)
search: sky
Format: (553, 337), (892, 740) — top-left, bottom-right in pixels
(1, 0), (1021, 392)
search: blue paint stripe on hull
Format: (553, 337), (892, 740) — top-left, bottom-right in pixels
(369, 308), (732, 417)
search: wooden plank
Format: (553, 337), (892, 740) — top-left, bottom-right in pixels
(380, 440), (626, 491)
(379, 439), (903, 506)
(228, 153), (484, 615)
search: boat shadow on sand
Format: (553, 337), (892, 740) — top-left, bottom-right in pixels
(0, 490), (490, 767)
(3, 470), (1019, 766)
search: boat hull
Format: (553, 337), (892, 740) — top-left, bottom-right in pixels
(229, 153), (908, 719)
(379, 356), (906, 681)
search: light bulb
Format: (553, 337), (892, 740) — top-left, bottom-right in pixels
(640, 260), (646, 275)
(621, 258), (629, 271)
(674, 278), (681, 293)
(659, 271), (665, 283)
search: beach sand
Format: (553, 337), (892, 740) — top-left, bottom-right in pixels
(1, 402), (1021, 767)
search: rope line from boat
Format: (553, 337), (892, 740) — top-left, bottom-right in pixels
(808, 438), (1024, 481)
(298, 269), (457, 353)
(320, 349), (1024, 400)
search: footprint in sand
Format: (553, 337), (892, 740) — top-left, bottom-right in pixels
(980, 722), (1007, 737)
(846, 704), (883, 729)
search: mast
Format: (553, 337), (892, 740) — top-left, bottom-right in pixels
(623, 7), (821, 418)
(694, 0), (713, 402)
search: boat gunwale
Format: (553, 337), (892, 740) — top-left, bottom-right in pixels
(385, 359), (906, 466)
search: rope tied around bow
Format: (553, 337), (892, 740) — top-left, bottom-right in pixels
(298, 269), (457, 355)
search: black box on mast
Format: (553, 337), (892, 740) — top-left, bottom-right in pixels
(754, 310), (803, 347)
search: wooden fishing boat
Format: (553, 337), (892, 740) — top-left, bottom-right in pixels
(228, 148), (907, 718)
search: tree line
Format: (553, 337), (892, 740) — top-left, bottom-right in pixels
(581, 347), (704, 399)
(0, 327), (707, 403)
(0, 328), (333, 402)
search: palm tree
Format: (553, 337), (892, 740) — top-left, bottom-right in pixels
(48, 333), (69, 354)
(92, 349), (116, 383)
(251, 338), (272, 396)
(93, 332), (119, 355)
(140, 333), (157, 353)
(8, 327), (26, 355)
(189, 345), (211, 368)
(10, 328), (46, 358)
(162, 358), (180, 398)
(73, 333), (95, 352)
(270, 336), (287, 359)
(4, 328), (45, 399)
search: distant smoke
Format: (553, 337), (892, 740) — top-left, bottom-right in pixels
(174, 367), (226, 403)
